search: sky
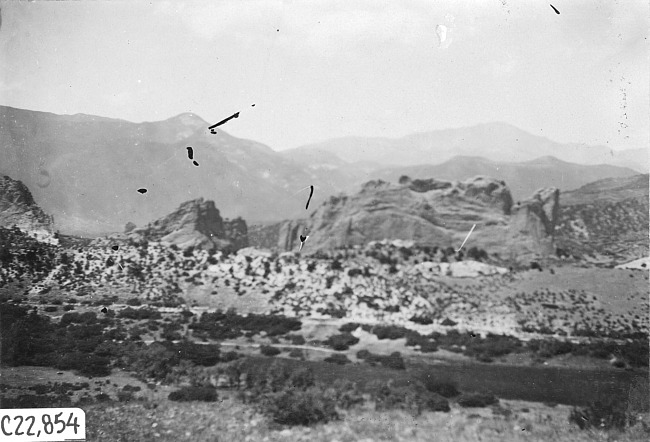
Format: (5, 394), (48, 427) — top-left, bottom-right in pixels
(0, 0), (648, 151)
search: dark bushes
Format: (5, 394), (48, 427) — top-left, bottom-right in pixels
(117, 307), (161, 320)
(339, 322), (361, 333)
(569, 398), (629, 430)
(323, 333), (359, 351)
(168, 386), (218, 402)
(324, 354), (351, 365)
(372, 325), (410, 340)
(423, 379), (460, 398)
(457, 392), (498, 408)
(190, 311), (301, 340)
(369, 380), (450, 414)
(357, 350), (406, 370)
(266, 388), (338, 426)
(260, 345), (281, 357)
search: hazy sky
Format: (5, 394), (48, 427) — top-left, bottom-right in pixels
(1, 0), (648, 151)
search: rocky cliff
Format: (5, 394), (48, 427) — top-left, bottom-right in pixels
(251, 175), (557, 260)
(0, 175), (57, 243)
(507, 187), (560, 259)
(103, 198), (248, 251)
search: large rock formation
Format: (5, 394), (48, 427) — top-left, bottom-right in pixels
(104, 198), (248, 251)
(251, 175), (555, 259)
(507, 187), (559, 259)
(0, 175), (57, 243)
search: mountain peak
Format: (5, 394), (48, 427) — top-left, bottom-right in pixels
(166, 112), (207, 128)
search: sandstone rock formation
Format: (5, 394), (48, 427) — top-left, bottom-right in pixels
(0, 175), (57, 243)
(103, 198), (248, 251)
(506, 187), (559, 259)
(251, 175), (538, 257)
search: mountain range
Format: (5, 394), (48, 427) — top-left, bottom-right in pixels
(0, 105), (645, 236)
(286, 122), (648, 172)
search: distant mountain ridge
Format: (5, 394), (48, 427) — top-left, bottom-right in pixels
(1, 105), (644, 238)
(366, 156), (639, 201)
(287, 122), (648, 173)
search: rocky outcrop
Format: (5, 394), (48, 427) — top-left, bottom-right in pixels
(107, 198), (248, 251)
(251, 176), (525, 255)
(0, 175), (57, 243)
(507, 187), (559, 259)
(248, 175), (561, 260)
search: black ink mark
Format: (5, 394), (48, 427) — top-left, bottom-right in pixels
(186, 146), (199, 166)
(100, 307), (108, 314)
(111, 245), (119, 251)
(550, 4), (560, 14)
(305, 185), (314, 209)
(209, 112), (240, 134)
(251, 104), (255, 107)
(299, 235), (309, 252)
(137, 188), (147, 194)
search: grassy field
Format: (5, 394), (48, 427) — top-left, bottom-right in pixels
(83, 397), (650, 442)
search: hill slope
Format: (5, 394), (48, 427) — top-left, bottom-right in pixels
(556, 174), (649, 262)
(0, 106), (334, 235)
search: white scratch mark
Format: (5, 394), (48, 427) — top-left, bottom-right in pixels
(456, 224), (476, 252)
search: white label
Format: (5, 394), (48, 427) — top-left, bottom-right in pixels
(0, 408), (85, 442)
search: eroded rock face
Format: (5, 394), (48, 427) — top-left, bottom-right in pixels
(507, 187), (560, 258)
(253, 176), (520, 255)
(0, 175), (56, 243)
(124, 198), (248, 251)
(249, 176), (560, 260)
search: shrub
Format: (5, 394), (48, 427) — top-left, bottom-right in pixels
(457, 392), (498, 408)
(357, 350), (405, 370)
(260, 345), (281, 357)
(44, 306), (58, 312)
(323, 333), (359, 351)
(569, 398), (629, 431)
(339, 322), (361, 333)
(381, 352), (406, 370)
(117, 307), (161, 320)
(410, 315), (433, 325)
(266, 388), (338, 426)
(286, 334), (305, 345)
(372, 325), (410, 340)
(126, 298), (142, 306)
(288, 349), (304, 359)
(423, 379), (460, 398)
(117, 391), (134, 402)
(324, 354), (351, 365)
(168, 386), (218, 402)
(424, 393), (451, 412)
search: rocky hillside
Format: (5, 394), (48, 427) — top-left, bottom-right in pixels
(0, 175), (57, 244)
(252, 176), (560, 261)
(556, 174), (649, 263)
(367, 156), (639, 202)
(95, 198), (248, 252)
(0, 106), (337, 235)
